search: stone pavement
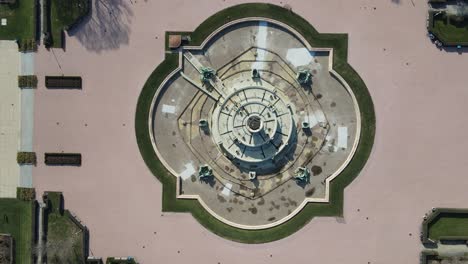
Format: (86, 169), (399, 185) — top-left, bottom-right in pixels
(0, 41), (21, 197)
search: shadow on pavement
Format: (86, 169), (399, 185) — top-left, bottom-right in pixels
(68, 0), (134, 52)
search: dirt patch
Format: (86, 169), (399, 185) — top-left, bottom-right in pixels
(305, 187), (315, 197)
(257, 198), (265, 206)
(248, 206), (258, 214)
(311, 166), (322, 176)
(217, 195), (226, 203)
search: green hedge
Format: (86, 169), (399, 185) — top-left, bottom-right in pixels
(17, 152), (36, 165)
(135, 3), (375, 243)
(16, 187), (35, 201)
(18, 39), (37, 52)
(18, 75), (38, 88)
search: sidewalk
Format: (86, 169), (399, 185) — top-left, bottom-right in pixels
(0, 40), (21, 197)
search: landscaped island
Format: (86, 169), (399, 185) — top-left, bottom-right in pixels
(421, 208), (468, 264)
(428, 0), (468, 47)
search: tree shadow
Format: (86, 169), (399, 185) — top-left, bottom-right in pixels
(68, 0), (133, 52)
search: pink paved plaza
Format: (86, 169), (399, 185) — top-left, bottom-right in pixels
(32, 0), (468, 263)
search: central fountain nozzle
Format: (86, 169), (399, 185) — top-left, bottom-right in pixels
(247, 115), (263, 133)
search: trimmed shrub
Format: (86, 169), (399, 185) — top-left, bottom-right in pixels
(44, 153), (82, 166)
(16, 187), (36, 201)
(18, 39), (37, 52)
(18, 75), (38, 88)
(45, 76), (82, 89)
(17, 152), (36, 165)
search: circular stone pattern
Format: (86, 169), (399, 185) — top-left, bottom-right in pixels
(213, 87), (294, 170)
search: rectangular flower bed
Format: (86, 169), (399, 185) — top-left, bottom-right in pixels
(44, 153), (82, 166)
(45, 76), (82, 89)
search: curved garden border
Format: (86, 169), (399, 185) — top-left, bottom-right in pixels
(135, 3), (376, 243)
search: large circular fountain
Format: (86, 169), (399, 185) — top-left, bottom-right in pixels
(144, 16), (369, 230)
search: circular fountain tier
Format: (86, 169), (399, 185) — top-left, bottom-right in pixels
(212, 86), (295, 173)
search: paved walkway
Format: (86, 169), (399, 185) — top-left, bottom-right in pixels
(433, 243), (468, 257)
(19, 52), (35, 188)
(0, 41), (21, 197)
(36, 202), (46, 264)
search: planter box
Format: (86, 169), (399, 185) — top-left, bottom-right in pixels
(45, 76), (82, 89)
(17, 152), (36, 165)
(18, 75), (38, 88)
(44, 153), (82, 166)
(16, 187), (36, 201)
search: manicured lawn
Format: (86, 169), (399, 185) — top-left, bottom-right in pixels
(0, 0), (35, 43)
(136, 3), (375, 243)
(49, 0), (89, 48)
(46, 213), (84, 263)
(430, 13), (468, 45)
(45, 192), (85, 264)
(428, 212), (468, 240)
(0, 199), (33, 264)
